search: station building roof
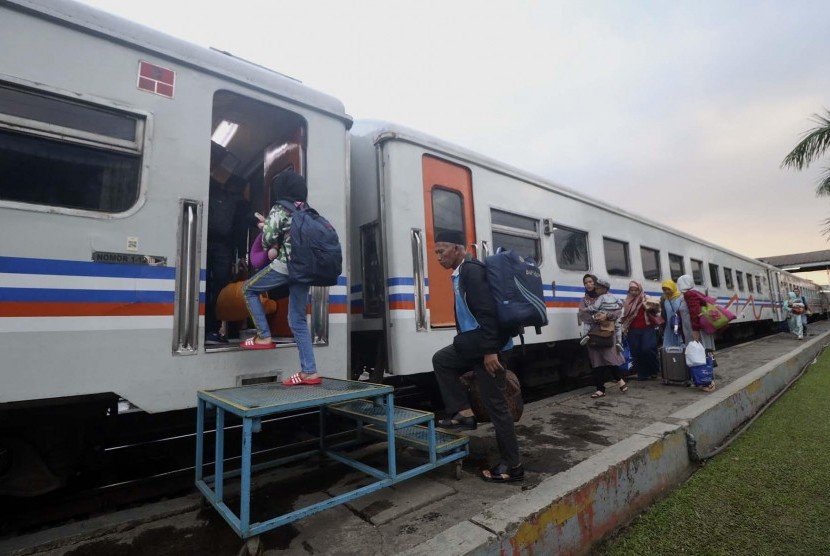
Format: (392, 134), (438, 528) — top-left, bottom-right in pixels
(758, 249), (830, 272)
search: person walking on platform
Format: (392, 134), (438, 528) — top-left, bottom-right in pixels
(660, 279), (691, 348)
(239, 171), (321, 386)
(677, 275), (719, 380)
(579, 274), (627, 398)
(430, 230), (523, 483)
(621, 281), (660, 380)
(784, 291), (805, 340)
(794, 287), (809, 335)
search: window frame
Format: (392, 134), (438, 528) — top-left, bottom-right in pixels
(736, 270), (745, 292)
(431, 186), (466, 241)
(747, 273), (754, 293)
(724, 267), (734, 289)
(0, 79), (148, 217)
(603, 236), (631, 277)
(690, 258), (705, 286)
(490, 207), (543, 265)
(639, 245), (661, 281)
(668, 253), (685, 281)
(551, 223), (591, 272)
(755, 275), (763, 294)
(0, 82), (145, 155)
(708, 263), (721, 288)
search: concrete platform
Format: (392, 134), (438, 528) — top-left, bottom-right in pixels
(4, 322), (829, 556)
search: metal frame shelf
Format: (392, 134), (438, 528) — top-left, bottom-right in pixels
(195, 378), (468, 539)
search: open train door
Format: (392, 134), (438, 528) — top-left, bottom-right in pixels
(422, 155), (476, 328)
(768, 269), (785, 322)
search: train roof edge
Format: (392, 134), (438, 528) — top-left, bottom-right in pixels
(351, 119), (814, 283)
(2, 0), (353, 128)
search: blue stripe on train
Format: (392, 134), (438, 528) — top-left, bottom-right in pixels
(0, 287), (205, 303)
(0, 256), (208, 281)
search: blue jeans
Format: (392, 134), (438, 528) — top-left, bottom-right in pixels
(627, 327), (659, 379)
(242, 266), (317, 373)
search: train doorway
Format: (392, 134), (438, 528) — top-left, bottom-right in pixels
(421, 155), (475, 328)
(204, 90), (306, 349)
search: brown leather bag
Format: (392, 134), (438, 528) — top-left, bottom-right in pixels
(460, 369), (523, 423)
(586, 324), (615, 348)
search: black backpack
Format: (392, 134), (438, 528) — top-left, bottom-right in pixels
(278, 201), (342, 286)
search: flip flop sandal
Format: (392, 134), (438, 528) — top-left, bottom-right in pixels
(590, 391), (606, 398)
(437, 414), (477, 430)
(619, 384), (628, 393)
(239, 337), (275, 350)
(480, 463), (524, 483)
(281, 372), (322, 386)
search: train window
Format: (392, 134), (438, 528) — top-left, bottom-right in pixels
(603, 237), (630, 276)
(747, 273), (754, 293)
(491, 209), (542, 263)
(736, 271), (745, 291)
(0, 83), (144, 213)
(552, 224), (589, 271)
(709, 263), (721, 287)
(756, 276), (763, 293)
(669, 253), (685, 281)
(691, 259), (705, 286)
(640, 246), (661, 281)
(724, 267), (734, 289)
(432, 187), (465, 240)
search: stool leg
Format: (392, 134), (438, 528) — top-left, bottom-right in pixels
(240, 416), (253, 536)
(215, 407), (225, 502)
(386, 393), (396, 478)
(195, 398), (205, 482)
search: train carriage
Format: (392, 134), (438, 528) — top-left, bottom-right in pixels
(348, 121), (825, 384)
(0, 0), (351, 494)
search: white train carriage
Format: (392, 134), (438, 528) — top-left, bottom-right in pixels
(0, 0), (351, 492)
(349, 121), (823, 383)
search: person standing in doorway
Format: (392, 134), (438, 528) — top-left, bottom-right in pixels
(240, 171), (320, 386)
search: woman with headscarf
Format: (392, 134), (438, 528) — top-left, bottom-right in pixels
(621, 281), (660, 380)
(578, 274), (627, 398)
(677, 274), (717, 392)
(784, 291), (804, 340)
(660, 279), (692, 348)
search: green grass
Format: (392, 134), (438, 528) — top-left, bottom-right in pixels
(596, 351), (830, 556)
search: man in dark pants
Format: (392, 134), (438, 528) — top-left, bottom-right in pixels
(431, 230), (523, 483)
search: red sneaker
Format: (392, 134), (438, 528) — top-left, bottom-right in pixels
(239, 337), (275, 350)
(281, 372), (322, 386)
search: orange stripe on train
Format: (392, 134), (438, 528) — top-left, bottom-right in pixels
(0, 302), (203, 317)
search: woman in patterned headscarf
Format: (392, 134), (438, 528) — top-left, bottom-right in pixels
(621, 281), (660, 380)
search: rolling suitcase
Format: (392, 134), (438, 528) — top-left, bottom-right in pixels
(661, 346), (689, 385)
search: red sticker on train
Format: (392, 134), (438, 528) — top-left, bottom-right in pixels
(137, 61), (175, 98)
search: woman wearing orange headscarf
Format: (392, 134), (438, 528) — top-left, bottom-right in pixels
(621, 281), (660, 380)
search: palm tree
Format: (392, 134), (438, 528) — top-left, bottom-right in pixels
(781, 109), (830, 196)
(782, 109), (830, 235)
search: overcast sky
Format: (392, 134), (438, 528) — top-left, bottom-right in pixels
(78, 0), (830, 282)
